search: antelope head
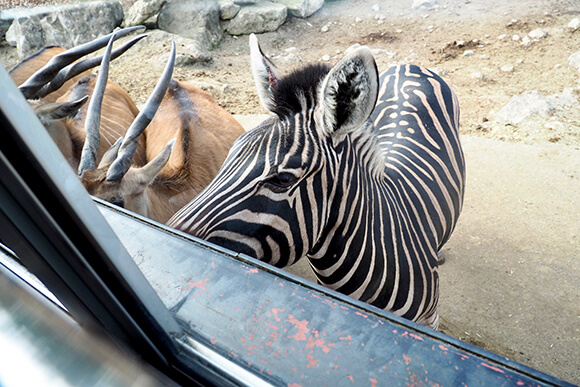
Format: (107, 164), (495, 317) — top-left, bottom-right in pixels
(12, 26), (146, 168)
(78, 36), (177, 220)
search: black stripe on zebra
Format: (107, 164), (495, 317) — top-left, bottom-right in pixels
(167, 35), (465, 330)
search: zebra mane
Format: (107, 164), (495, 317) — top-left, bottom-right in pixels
(268, 61), (384, 177)
(271, 63), (331, 118)
(349, 121), (386, 178)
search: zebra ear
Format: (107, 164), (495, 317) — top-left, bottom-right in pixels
(319, 46), (379, 135)
(250, 33), (285, 113)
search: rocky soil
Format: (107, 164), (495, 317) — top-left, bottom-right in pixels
(3, 0), (580, 147)
(1, 0), (579, 384)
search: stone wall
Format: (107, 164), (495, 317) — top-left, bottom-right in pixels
(2, 0), (327, 60)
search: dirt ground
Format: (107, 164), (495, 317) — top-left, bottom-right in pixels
(3, 0), (580, 145)
(1, 0), (579, 384)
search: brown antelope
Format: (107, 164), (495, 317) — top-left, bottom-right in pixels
(10, 27), (147, 170)
(78, 43), (246, 224)
(9, 46), (90, 104)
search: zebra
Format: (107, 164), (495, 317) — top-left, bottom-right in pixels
(167, 34), (465, 329)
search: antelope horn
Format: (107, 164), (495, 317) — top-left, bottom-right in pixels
(77, 33), (117, 176)
(105, 41), (176, 183)
(32, 34), (147, 100)
(19, 25), (144, 99)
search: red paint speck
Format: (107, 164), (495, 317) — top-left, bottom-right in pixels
(267, 331), (279, 346)
(452, 350), (470, 361)
(409, 333), (424, 341)
(287, 383), (302, 387)
(481, 362), (505, 374)
(354, 311), (368, 318)
(346, 374), (354, 383)
(401, 331), (424, 341)
(210, 338), (217, 345)
(186, 278), (209, 291)
(287, 315), (310, 341)
(249, 268), (259, 273)
(370, 378), (378, 387)
(439, 344), (448, 351)
(211, 261), (215, 269)
(270, 308), (285, 321)
(403, 354), (412, 365)
(306, 354), (319, 368)
(305, 336), (332, 353)
(339, 335), (352, 341)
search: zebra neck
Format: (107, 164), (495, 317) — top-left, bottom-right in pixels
(307, 129), (390, 275)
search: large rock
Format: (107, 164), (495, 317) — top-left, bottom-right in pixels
(147, 29), (212, 64)
(124, 0), (166, 27)
(569, 51), (580, 72)
(217, 0), (241, 20)
(1, 12), (14, 41)
(495, 89), (577, 125)
(2, 6), (53, 43)
(567, 17), (580, 32)
(5, 2), (123, 59)
(158, 0), (222, 49)
(412, 0), (437, 9)
(272, 0), (324, 18)
(6, 2), (123, 58)
(225, 2), (287, 35)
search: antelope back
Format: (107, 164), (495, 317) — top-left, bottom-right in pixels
(9, 47), (91, 103)
(145, 80), (246, 197)
(58, 75), (147, 168)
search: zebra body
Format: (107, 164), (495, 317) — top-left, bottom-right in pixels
(168, 36), (465, 329)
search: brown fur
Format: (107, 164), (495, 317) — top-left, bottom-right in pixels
(85, 79), (246, 224)
(9, 47), (91, 103)
(59, 76), (147, 167)
(11, 47), (146, 169)
(144, 80), (246, 222)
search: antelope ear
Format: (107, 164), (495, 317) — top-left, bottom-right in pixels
(250, 33), (285, 113)
(135, 138), (175, 186)
(318, 46), (379, 135)
(34, 96), (89, 122)
(97, 137), (123, 169)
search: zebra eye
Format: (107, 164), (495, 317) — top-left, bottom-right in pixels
(264, 172), (298, 192)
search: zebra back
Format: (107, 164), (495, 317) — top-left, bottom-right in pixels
(372, 65), (465, 250)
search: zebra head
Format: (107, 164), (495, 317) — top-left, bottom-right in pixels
(168, 35), (380, 267)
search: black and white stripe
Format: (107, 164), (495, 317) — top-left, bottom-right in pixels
(168, 37), (465, 329)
